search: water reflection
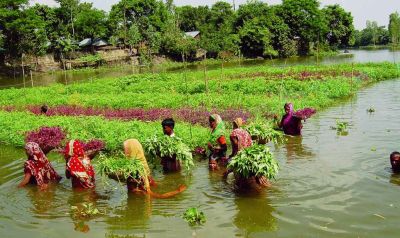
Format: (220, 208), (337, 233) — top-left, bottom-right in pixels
(389, 173), (400, 186)
(284, 136), (315, 160)
(26, 184), (58, 217)
(233, 194), (277, 237)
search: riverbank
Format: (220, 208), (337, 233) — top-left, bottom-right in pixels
(0, 62), (398, 151)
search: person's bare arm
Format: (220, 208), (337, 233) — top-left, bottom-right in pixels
(18, 173), (32, 187)
(229, 135), (239, 158)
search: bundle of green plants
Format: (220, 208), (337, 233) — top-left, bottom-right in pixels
(245, 122), (286, 144)
(227, 144), (279, 180)
(143, 135), (194, 171)
(182, 207), (206, 226)
(97, 153), (147, 182)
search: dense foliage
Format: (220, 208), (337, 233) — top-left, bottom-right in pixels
(244, 122), (286, 144)
(182, 207), (206, 226)
(228, 144), (279, 180)
(143, 135), (194, 171)
(97, 153), (146, 181)
(0, 0), (358, 67)
(25, 126), (66, 154)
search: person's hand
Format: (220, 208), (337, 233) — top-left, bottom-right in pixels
(256, 176), (270, 187)
(177, 184), (187, 192)
(273, 114), (279, 120)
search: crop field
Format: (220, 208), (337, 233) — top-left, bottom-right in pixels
(0, 62), (399, 151)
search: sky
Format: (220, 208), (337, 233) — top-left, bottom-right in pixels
(30, 0), (400, 30)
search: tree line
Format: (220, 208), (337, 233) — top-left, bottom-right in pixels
(0, 0), (396, 67)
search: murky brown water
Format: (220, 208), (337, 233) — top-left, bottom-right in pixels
(1, 78), (400, 237)
(1, 49), (399, 89)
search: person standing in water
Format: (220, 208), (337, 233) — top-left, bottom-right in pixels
(208, 114), (228, 169)
(278, 103), (303, 136)
(18, 142), (61, 189)
(161, 118), (180, 171)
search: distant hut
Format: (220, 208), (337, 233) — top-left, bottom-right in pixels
(184, 31), (201, 40)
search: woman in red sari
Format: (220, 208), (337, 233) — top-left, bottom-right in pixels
(18, 142), (61, 189)
(64, 140), (95, 189)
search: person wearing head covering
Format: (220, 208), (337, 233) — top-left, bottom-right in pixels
(278, 103), (303, 136)
(229, 118), (252, 159)
(18, 142), (61, 189)
(208, 114), (228, 169)
(64, 140), (95, 189)
(123, 139), (186, 198)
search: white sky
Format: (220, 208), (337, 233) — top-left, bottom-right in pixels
(30, 0), (400, 30)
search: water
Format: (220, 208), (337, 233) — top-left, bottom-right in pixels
(1, 78), (400, 237)
(1, 49), (399, 89)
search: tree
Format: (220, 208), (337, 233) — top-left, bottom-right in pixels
(127, 23), (142, 50)
(389, 12), (400, 45)
(322, 5), (355, 49)
(55, 0), (80, 38)
(75, 3), (108, 40)
(278, 0), (326, 55)
(176, 5), (211, 32)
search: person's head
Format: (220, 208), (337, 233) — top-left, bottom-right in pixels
(123, 139), (145, 159)
(284, 103), (294, 114)
(233, 118), (243, 129)
(209, 114), (219, 130)
(40, 105), (48, 114)
(390, 151), (400, 171)
(161, 118), (175, 136)
(25, 142), (43, 160)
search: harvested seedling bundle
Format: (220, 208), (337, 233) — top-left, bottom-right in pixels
(228, 144), (279, 180)
(25, 126), (66, 154)
(143, 135), (194, 171)
(97, 153), (147, 182)
(245, 122), (285, 144)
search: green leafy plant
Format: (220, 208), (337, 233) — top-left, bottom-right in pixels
(367, 107), (375, 113)
(245, 122), (286, 144)
(227, 144), (279, 180)
(331, 120), (349, 133)
(97, 153), (146, 182)
(182, 207), (206, 226)
(143, 135), (194, 171)
(71, 203), (102, 219)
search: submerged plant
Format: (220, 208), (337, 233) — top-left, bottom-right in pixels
(331, 120), (349, 133)
(143, 135), (194, 171)
(367, 107), (375, 113)
(227, 145), (279, 180)
(182, 207), (206, 226)
(71, 202), (102, 219)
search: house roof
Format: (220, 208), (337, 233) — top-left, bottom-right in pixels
(79, 38), (92, 47)
(92, 39), (109, 47)
(184, 31), (200, 38)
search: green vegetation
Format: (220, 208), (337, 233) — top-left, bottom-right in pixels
(97, 153), (146, 181)
(331, 120), (349, 133)
(0, 0), (357, 69)
(143, 135), (194, 171)
(71, 203), (102, 219)
(182, 207), (206, 226)
(0, 62), (398, 151)
(228, 145), (279, 180)
(244, 122), (286, 144)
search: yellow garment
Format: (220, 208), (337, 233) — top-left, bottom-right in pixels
(234, 117), (243, 128)
(123, 139), (151, 191)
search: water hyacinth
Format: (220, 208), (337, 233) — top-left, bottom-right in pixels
(25, 126), (66, 154)
(26, 105), (251, 126)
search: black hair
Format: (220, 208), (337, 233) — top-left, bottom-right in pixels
(162, 118), (175, 129)
(390, 151), (400, 160)
(40, 105), (48, 114)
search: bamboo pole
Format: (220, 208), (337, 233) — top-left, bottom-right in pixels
(30, 70), (33, 87)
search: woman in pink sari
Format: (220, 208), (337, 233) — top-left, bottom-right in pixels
(229, 118), (252, 159)
(18, 142), (61, 189)
(64, 140), (95, 189)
